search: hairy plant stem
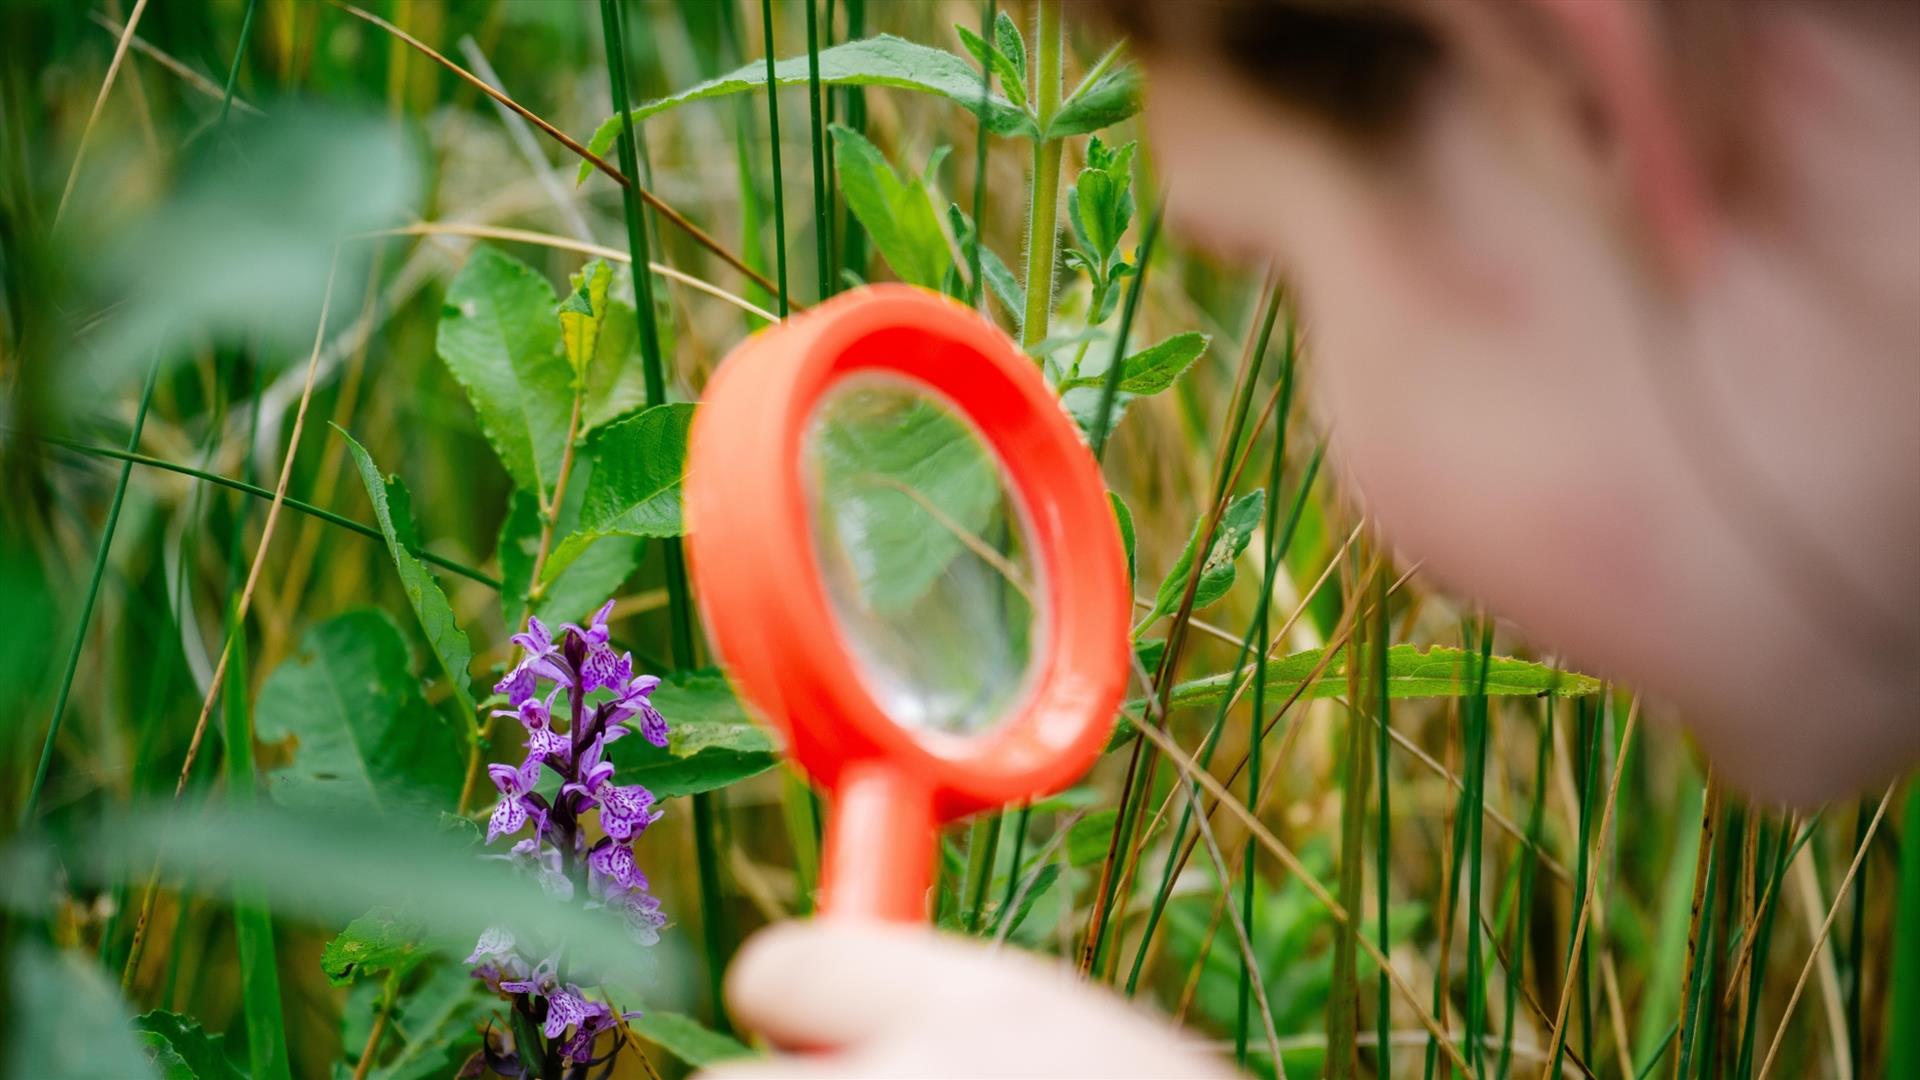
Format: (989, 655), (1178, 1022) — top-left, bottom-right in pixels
(599, 0), (729, 1033)
(1018, 0), (1063, 349)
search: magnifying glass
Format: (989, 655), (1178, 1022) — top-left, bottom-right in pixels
(685, 285), (1129, 922)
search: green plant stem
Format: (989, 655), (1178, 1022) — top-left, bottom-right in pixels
(42, 437), (498, 588)
(1890, 783), (1920, 1080)
(20, 352), (160, 828)
(216, 0), (259, 131)
(1372, 564), (1394, 1079)
(1498, 699), (1553, 1080)
(1018, 0), (1062, 349)
(967, 0), (995, 309)
(759, 0), (789, 317)
(962, 815), (1002, 934)
(803, 0), (832, 302)
(600, 0), (729, 1034)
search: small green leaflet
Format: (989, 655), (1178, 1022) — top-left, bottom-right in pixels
(947, 203), (1025, 316)
(994, 9), (1028, 84)
(541, 403), (692, 585)
(1049, 62), (1143, 139)
(1110, 490), (1136, 591)
(954, 24), (1026, 111)
(434, 246), (574, 496)
(1059, 332), (1209, 396)
(135, 1010), (248, 1080)
(631, 1012), (756, 1068)
(559, 259), (612, 388)
(580, 36), (1036, 182)
(605, 669), (780, 798)
(320, 907), (426, 986)
(831, 126), (952, 291)
(256, 611), (467, 815)
(1140, 489), (1266, 628)
(1068, 137), (1137, 263)
(339, 428), (476, 719)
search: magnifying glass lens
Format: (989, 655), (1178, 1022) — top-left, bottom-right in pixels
(805, 379), (1041, 737)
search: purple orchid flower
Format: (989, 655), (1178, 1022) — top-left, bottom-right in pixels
(608, 672), (668, 748)
(485, 758), (544, 843)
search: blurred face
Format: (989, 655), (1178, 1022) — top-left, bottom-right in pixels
(1138, 17), (1920, 804)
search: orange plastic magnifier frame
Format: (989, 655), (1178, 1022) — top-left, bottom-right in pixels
(685, 285), (1129, 922)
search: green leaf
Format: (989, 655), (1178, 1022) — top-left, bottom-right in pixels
(339, 428), (477, 718)
(947, 203), (1025, 315)
(830, 126), (952, 291)
(320, 907), (426, 986)
(1060, 332), (1209, 396)
(256, 611), (467, 815)
(1117, 645), (1602, 729)
(631, 1012), (756, 1068)
(1049, 63), (1143, 139)
(358, 963), (495, 1080)
(1110, 490), (1136, 591)
(810, 390), (1001, 614)
(541, 403), (691, 585)
(1141, 490), (1266, 627)
(559, 258), (613, 387)
(1067, 137), (1136, 263)
(134, 1011), (247, 1080)
(953, 25), (1027, 111)
(8, 944), (159, 1080)
(434, 246), (572, 495)
(994, 10), (1028, 84)
(990, 862), (1059, 942)
(581, 295), (645, 433)
(579, 36), (1035, 181)
(497, 483), (644, 631)
(604, 669), (780, 798)
(1067, 810), (1120, 868)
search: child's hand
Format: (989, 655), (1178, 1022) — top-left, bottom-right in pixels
(699, 920), (1235, 1080)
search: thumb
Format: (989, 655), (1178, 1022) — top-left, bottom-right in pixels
(722, 920), (1005, 1048)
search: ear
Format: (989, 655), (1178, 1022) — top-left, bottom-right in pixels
(1529, 0), (1712, 282)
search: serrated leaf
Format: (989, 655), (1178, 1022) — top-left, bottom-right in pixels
(320, 907), (426, 986)
(831, 126), (952, 290)
(1049, 62), (1143, 139)
(631, 1012), (756, 1068)
(994, 10), (1027, 84)
(434, 246), (572, 495)
(1141, 490), (1266, 627)
(605, 669), (780, 798)
(540, 404), (691, 585)
(810, 390), (1002, 614)
(559, 258), (612, 386)
(581, 295), (644, 432)
(579, 36), (1035, 182)
(134, 1011), (247, 1080)
(339, 428), (476, 719)
(256, 611), (467, 815)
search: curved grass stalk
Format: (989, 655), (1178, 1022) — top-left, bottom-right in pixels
(370, 223), (781, 323)
(328, 0), (785, 302)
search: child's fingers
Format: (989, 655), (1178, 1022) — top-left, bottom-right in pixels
(721, 920), (986, 1047)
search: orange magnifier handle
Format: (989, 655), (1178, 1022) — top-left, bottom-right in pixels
(684, 285), (1129, 922)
